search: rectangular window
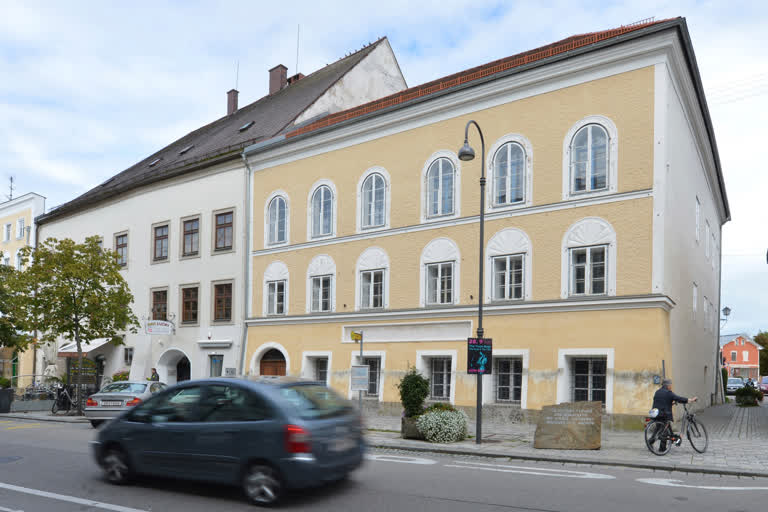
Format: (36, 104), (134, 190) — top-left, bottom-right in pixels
(363, 357), (380, 397)
(495, 357), (522, 403)
(315, 358), (328, 383)
(692, 282), (698, 319)
(743, 351), (749, 362)
(572, 357), (606, 404)
(430, 357), (451, 400)
(124, 347), (134, 366)
(569, 246), (606, 296)
(3, 224), (10, 241)
(183, 218), (200, 257)
(703, 296), (709, 330)
(705, 221), (710, 259)
(266, 280), (286, 315)
(360, 269), (384, 309)
(209, 354), (223, 377)
(215, 211), (233, 251)
(115, 233), (128, 267)
(153, 225), (169, 261)
(695, 196), (700, 243)
(152, 289), (168, 321)
(182, 286), (199, 324)
(213, 283), (233, 322)
(310, 275), (331, 312)
(731, 351), (737, 361)
(492, 255), (524, 301)
(426, 262), (453, 305)
(711, 233), (716, 270)
(16, 218), (25, 239)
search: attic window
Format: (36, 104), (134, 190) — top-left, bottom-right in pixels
(239, 121), (255, 132)
(179, 144), (194, 155)
(149, 158), (161, 167)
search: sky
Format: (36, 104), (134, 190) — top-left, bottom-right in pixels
(1, 1), (766, 335)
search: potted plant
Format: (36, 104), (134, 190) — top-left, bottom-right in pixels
(396, 367), (429, 439)
(0, 376), (13, 413)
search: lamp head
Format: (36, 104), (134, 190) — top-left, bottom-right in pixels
(722, 306), (731, 318)
(458, 140), (475, 161)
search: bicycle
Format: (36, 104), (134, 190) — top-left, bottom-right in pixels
(644, 403), (708, 456)
(52, 385), (78, 414)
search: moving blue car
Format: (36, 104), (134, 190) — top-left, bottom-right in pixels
(91, 377), (364, 506)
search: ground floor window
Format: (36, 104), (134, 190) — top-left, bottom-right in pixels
(362, 357), (380, 397)
(495, 357), (522, 403)
(315, 357), (328, 383)
(430, 357), (452, 400)
(124, 347), (134, 366)
(572, 357), (606, 404)
(209, 354), (223, 377)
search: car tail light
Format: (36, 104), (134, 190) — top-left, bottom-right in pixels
(285, 424), (311, 454)
(125, 397), (141, 407)
(86, 398), (98, 407)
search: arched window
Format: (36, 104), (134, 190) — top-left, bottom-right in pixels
(420, 238), (460, 306)
(493, 142), (526, 206)
(361, 173), (386, 228)
(570, 124), (609, 193)
(267, 196), (287, 245)
(311, 185), (333, 238)
(560, 217), (617, 298)
(355, 247), (390, 310)
(426, 158), (455, 218)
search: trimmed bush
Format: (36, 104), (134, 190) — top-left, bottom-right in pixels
(0, 376), (11, 389)
(423, 402), (457, 414)
(397, 367), (429, 418)
(416, 409), (468, 443)
(734, 385), (763, 406)
(111, 370), (129, 382)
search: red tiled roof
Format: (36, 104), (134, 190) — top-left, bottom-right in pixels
(286, 17), (675, 139)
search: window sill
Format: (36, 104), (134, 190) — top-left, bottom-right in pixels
(309, 234), (335, 242)
(151, 258), (170, 265)
(180, 253), (201, 261)
(179, 322), (200, 328)
(492, 402), (522, 407)
(564, 187), (614, 201)
(211, 319), (234, 326)
(212, 248), (235, 256)
(265, 241), (289, 249)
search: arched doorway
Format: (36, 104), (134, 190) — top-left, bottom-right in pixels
(260, 349), (286, 377)
(157, 348), (192, 385)
(176, 357), (191, 382)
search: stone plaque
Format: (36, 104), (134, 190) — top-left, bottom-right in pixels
(533, 402), (602, 450)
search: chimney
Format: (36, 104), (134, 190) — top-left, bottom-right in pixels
(227, 89), (239, 115)
(269, 64), (288, 95)
(287, 72), (305, 85)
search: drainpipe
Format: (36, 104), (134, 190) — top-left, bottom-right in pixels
(238, 152), (254, 377)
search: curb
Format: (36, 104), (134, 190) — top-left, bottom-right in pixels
(368, 440), (768, 479)
(1, 413), (89, 424)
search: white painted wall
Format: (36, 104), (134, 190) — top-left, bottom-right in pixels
(295, 39), (407, 125)
(38, 162), (247, 385)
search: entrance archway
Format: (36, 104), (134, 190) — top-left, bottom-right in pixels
(157, 348), (192, 385)
(260, 349), (286, 377)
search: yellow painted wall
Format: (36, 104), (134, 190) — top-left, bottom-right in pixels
(0, 206), (32, 264)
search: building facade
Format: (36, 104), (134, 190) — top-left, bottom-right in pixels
(0, 192), (46, 388)
(720, 334), (761, 379)
(241, 18), (729, 421)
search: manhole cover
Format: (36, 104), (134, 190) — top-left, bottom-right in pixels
(0, 456), (22, 464)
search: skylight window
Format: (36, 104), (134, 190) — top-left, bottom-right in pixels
(179, 144), (194, 155)
(149, 158), (161, 167)
(239, 121), (254, 132)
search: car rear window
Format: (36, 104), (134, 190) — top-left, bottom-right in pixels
(762, 377), (768, 384)
(100, 383), (147, 394)
(728, 378), (742, 385)
(279, 384), (352, 420)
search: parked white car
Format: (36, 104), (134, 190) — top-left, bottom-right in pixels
(726, 377), (744, 395)
(85, 381), (167, 427)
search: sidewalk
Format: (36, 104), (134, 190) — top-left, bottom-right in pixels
(1, 411), (89, 423)
(364, 403), (768, 478)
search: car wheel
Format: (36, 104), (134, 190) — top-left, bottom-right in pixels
(242, 463), (282, 506)
(90, 420), (104, 428)
(100, 447), (132, 485)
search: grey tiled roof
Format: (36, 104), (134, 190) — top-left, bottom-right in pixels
(37, 39), (385, 224)
(720, 333), (755, 348)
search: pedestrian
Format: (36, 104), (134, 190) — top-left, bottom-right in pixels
(651, 379), (697, 450)
(150, 368), (160, 382)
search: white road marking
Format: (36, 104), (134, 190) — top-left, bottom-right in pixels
(637, 478), (768, 491)
(0, 505), (24, 512)
(365, 454), (437, 465)
(446, 460), (615, 479)
(0, 482), (147, 512)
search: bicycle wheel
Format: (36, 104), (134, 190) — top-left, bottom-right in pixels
(687, 418), (709, 453)
(51, 400), (59, 414)
(644, 421), (671, 455)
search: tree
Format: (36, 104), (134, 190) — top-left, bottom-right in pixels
(755, 331), (768, 377)
(10, 237), (139, 412)
(0, 254), (32, 351)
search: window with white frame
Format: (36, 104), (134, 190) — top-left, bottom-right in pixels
(426, 158), (455, 218)
(266, 280), (286, 315)
(360, 269), (384, 309)
(124, 347), (134, 366)
(731, 351), (737, 361)
(363, 357), (380, 397)
(267, 196), (287, 245)
(310, 275), (332, 312)
(15, 252), (23, 271)
(361, 173), (386, 229)
(3, 223), (10, 241)
(311, 185), (333, 238)
(492, 254), (524, 301)
(743, 351), (749, 362)
(570, 124), (609, 193)
(572, 357), (606, 404)
(493, 142), (525, 206)
(426, 262), (453, 305)
(495, 357), (522, 403)
(2, 255), (9, 266)
(705, 220), (710, 259)
(430, 357), (451, 400)
(569, 246), (606, 296)
(695, 196), (700, 243)
(703, 296), (709, 329)
(711, 233), (716, 269)
(692, 282), (698, 319)
(16, 218), (25, 239)
(315, 357), (328, 383)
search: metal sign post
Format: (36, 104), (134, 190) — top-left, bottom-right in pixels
(352, 331), (364, 410)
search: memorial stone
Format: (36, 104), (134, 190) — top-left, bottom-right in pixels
(533, 401), (602, 450)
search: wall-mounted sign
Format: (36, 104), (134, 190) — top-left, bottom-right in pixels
(351, 365), (369, 391)
(467, 337), (492, 374)
(225, 367), (237, 377)
(145, 320), (173, 336)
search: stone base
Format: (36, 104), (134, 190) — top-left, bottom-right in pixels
(401, 417), (425, 440)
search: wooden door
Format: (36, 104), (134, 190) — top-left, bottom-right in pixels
(260, 360), (286, 376)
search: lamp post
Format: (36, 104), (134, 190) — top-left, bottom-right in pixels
(716, 306), (732, 403)
(458, 120), (486, 445)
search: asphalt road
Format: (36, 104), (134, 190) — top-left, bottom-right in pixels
(1, 417), (767, 512)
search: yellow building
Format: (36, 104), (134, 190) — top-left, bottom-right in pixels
(241, 18), (729, 422)
(0, 192), (46, 389)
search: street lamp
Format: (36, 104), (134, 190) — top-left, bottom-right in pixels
(458, 120), (486, 445)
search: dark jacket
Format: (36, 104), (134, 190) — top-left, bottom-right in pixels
(652, 387), (688, 421)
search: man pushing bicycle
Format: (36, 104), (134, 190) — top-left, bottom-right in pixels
(651, 379), (697, 449)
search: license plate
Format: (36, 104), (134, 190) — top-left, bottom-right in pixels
(101, 401), (122, 407)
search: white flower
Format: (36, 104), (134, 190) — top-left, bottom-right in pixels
(416, 410), (468, 443)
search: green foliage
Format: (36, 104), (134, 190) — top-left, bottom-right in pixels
(0, 376), (11, 389)
(397, 367), (430, 418)
(111, 370), (129, 382)
(424, 402), (457, 414)
(755, 331), (768, 377)
(734, 385), (763, 406)
(721, 368), (728, 396)
(0, 255), (31, 351)
(416, 410), (468, 443)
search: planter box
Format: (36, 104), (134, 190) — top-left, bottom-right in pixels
(401, 416), (425, 440)
(0, 388), (14, 413)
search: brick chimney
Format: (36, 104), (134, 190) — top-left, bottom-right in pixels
(227, 89), (239, 115)
(287, 72), (305, 85)
(269, 64), (288, 95)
